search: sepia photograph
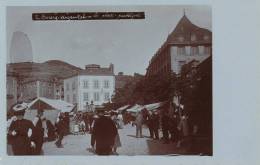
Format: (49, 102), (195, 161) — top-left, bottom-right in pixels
(6, 5), (212, 156)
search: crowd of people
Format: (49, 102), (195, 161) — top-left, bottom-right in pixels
(131, 106), (193, 149)
(7, 102), (195, 156)
(7, 106), (124, 155)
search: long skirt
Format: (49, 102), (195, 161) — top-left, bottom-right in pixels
(114, 134), (121, 148)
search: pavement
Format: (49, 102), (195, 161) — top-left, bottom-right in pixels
(8, 124), (210, 155)
(42, 124), (188, 155)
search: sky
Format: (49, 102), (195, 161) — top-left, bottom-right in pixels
(7, 5), (211, 75)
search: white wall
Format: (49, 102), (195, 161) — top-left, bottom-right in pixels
(78, 75), (115, 110)
(65, 75), (116, 111)
(64, 76), (78, 105)
(170, 45), (211, 73)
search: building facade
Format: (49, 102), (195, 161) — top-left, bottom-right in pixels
(7, 72), (18, 111)
(146, 14), (212, 76)
(18, 77), (63, 102)
(6, 60), (78, 109)
(115, 72), (135, 90)
(64, 64), (115, 111)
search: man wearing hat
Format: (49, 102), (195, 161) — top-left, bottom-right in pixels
(91, 110), (117, 155)
(8, 107), (36, 155)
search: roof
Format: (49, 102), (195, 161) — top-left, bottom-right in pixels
(28, 97), (75, 112)
(126, 104), (144, 113)
(79, 68), (114, 76)
(126, 102), (165, 113)
(116, 105), (130, 111)
(166, 15), (212, 45)
(144, 102), (164, 111)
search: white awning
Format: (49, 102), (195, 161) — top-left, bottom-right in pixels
(144, 102), (164, 111)
(126, 104), (144, 113)
(27, 97), (75, 112)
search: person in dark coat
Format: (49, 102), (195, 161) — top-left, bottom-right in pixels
(83, 113), (90, 133)
(55, 115), (67, 148)
(46, 120), (56, 141)
(151, 111), (160, 139)
(169, 114), (179, 143)
(8, 110), (36, 155)
(31, 115), (44, 155)
(91, 111), (117, 155)
(146, 111), (153, 138)
(161, 111), (170, 144)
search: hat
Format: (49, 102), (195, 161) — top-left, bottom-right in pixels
(13, 109), (25, 116)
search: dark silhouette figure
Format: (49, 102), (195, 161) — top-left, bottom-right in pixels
(91, 113), (117, 155)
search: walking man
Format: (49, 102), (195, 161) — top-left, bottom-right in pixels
(91, 110), (117, 155)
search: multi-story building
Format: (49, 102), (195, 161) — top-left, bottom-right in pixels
(64, 64), (115, 111)
(6, 71), (18, 111)
(18, 77), (63, 102)
(6, 60), (80, 109)
(115, 72), (135, 90)
(146, 13), (212, 76)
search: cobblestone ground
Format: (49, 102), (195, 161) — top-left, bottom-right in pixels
(7, 124), (193, 155)
(42, 124), (188, 155)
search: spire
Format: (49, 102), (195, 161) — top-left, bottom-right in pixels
(183, 8), (186, 16)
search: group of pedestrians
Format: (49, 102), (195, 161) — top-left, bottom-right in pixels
(7, 108), (71, 155)
(132, 107), (191, 148)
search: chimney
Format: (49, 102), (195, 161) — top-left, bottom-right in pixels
(118, 72), (123, 76)
(85, 64), (100, 70)
(109, 63), (114, 73)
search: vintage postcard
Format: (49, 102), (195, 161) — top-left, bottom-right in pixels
(6, 5), (212, 156)
(1, 1), (259, 165)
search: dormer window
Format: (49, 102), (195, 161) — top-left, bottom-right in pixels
(204, 35), (210, 41)
(191, 34), (196, 41)
(178, 36), (184, 42)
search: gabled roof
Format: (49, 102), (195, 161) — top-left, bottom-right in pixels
(28, 97), (74, 112)
(166, 15), (212, 45)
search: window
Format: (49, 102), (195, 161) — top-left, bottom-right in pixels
(204, 46), (211, 54)
(203, 35), (210, 41)
(48, 88), (52, 95)
(178, 36), (184, 42)
(73, 94), (76, 103)
(104, 80), (109, 88)
(83, 92), (89, 101)
(83, 80), (88, 88)
(72, 81), (76, 90)
(191, 34), (196, 41)
(93, 80), (99, 89)
(104, 92), (110, 101)
(177, 47), (186, 55)
(67, 95), (70, 103)
(94, 92), (100, 101)
(191, 46), (199, 55)
(66, 83), (69, 91)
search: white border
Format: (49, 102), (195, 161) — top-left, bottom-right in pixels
(1, 0), (260, 165)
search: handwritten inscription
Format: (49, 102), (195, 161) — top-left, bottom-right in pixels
(32, 12), (145, 21)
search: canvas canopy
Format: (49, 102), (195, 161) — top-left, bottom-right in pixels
(126, 102), (165, 113)
(144, 102), (164, 111)
(24, 97), (75, 125)
(126, 104), (144, 113)
(116, 105), (130, 112)
(27, 97), (74, 112)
